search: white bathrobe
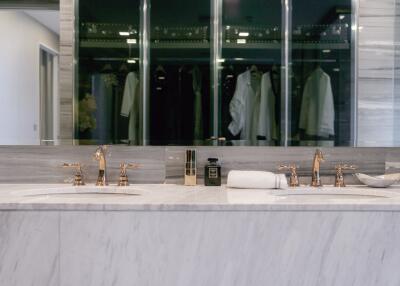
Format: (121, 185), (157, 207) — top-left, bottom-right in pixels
(299, 67), (335, 137)
(229, 70), (277, 144)
(121, 72), (140, 145)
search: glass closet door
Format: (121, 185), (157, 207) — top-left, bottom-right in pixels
(149, 0), (211, 146)
(76, 0), (141, 145)
(219, 0), (282, 146)
(289, 0), (352, 146)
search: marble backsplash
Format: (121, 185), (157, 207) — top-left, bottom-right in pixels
(0, 146), (398, 185)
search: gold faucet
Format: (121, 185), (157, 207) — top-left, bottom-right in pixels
(118, 163), (140, 186)
(335, 164), (357, 187)
(93, 145), (108, 186)
(311, 149), (325, 187)
(62, 163), (85, 186)
(279, 164), (300, 187)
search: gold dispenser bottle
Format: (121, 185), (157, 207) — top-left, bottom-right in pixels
(184, 149), (197, 186)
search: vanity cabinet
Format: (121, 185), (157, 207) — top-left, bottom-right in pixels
(75, 0), (353, 147)
(1, 207), (400, 286)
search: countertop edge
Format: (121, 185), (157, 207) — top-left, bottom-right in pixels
(1, 203), (400, 212)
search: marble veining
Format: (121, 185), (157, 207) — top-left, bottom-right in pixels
(1, 184), (400, 211)
(358, 0), (400, 146)
(2, 184), (400, 285)
(45, 211), (400, 286)
(0, 211), (59, 286)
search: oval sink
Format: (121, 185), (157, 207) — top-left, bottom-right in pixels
(270, 188), (399, 202)
(12, 186), (141, 198)
(274, 193), (387, 201)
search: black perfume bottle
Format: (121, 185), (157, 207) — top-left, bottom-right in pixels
(204, 158), (221, 186)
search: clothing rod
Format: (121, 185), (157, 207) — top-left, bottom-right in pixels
(292, 59), (337, 63)
(93, 57), (139, 61)
(154, 58), (210, 63)
(222, 58), (279, 64)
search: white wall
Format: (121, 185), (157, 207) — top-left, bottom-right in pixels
(0, 11), (59, 145)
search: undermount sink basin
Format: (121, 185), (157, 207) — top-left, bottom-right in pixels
(270, 188), (399, 202)
(12, 186), (141, 198)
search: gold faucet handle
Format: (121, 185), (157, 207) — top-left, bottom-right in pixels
(278, 164), (300, 187)
(62, 163), (83, 174)
(62, 163), (85, 186)
(118, 163), (140, 186)
(334, 164), (357, 187)
(279, 164), (298, 172)
(335, 164), (358, 172)
(120, 163), (140, 175)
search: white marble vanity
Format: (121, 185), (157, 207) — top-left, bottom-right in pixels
(2, 184), (400, 286)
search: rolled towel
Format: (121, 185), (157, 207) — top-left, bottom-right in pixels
(227, 170), (288, 189)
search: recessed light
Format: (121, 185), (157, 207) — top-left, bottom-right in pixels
(237, 39), (247, 44)
(119, 31), (130, 36)
(238, 32), (249, 37)
(127, 39), (137, 44)
(127, 59), (136, 64)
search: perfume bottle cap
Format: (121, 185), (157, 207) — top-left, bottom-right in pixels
(208, 158), (219, 163)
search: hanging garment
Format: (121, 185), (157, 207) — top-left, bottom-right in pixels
(121, 72), (140, 145)
(228, 70), (277, 143)
(299, 67), (335, 138)
(178, 65), (210, 145)
(257, 72), (277, 141)
(150, 66), (167, 144)
(91, 73), (118, 144)
(192, 66), (203, 142)
(221, 67), (237, 139)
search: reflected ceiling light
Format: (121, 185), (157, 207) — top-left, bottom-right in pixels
(237, 39), (246, 44)
(339, 15), (345, 20)
(322, 49), (331, 53)
(127, 39), (137, 44)
(119, 31), (130, 36)
(127, 59), (136, 64)
(217, 58), (225, 63)
(238, 32), (249, 37)
(333, 68), (340, 72)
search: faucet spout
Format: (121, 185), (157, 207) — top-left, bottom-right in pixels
(311, 149), (324, 187)
(94, 145), (108, 186)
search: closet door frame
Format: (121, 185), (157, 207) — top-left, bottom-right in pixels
(72, 0), (358, 146)
(281, 0), (358, 147)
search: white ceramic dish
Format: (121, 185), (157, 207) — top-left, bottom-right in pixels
(355, 173), (400, 188)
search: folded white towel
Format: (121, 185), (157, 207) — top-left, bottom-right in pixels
(227, 170), (288, 189)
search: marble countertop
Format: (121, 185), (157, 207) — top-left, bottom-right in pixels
(1, 184), (400, 211)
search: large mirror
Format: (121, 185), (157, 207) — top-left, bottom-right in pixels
(1, 0), (400, 147)
(0, 1), (59, 145)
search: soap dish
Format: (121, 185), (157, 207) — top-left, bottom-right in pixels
(355, 173), (400, 188)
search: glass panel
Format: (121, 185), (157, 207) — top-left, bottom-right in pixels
(290, 0), (352, 146)
(220, 0), (282, 146)
(149, 0), (211, 146)
(40, 49), (55, 145)
(76, 0), (140, 145)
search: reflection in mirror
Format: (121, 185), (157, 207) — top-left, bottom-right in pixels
(149, 0), (211, 146)
(3, 1), (399, 147)
(76, 0), (141, 145)
(290, 0), (352, 147)
(220, 0), (282, 146)
(0, 8), (59, 145)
